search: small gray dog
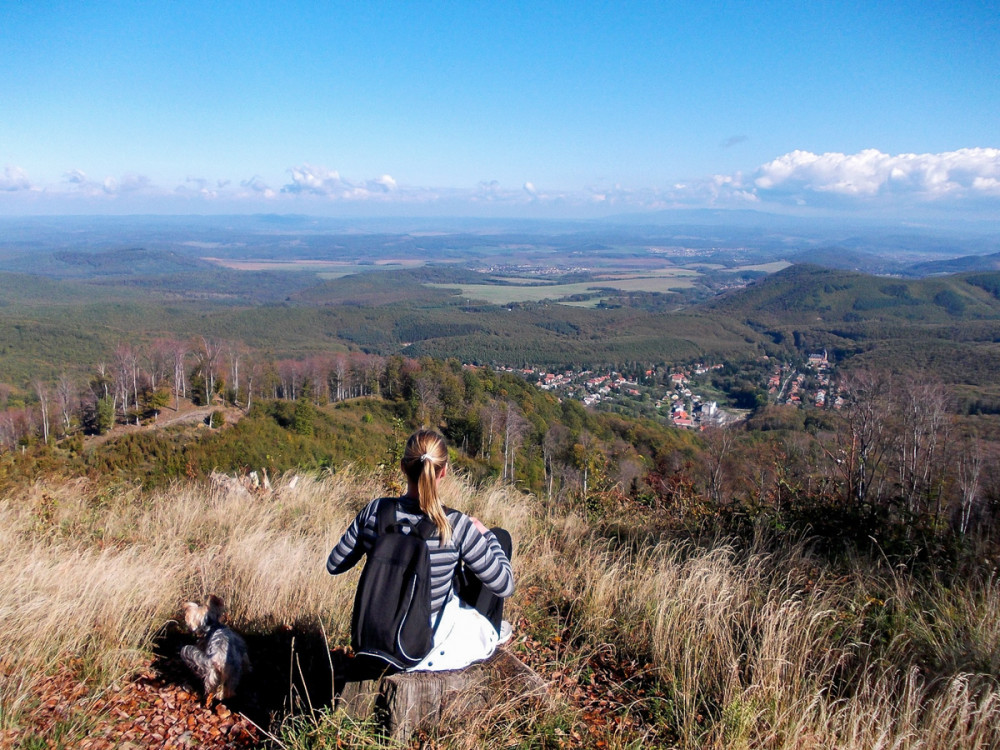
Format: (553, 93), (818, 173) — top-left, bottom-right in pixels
(180, 595), (251, 705)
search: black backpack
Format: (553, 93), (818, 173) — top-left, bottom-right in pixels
(350, 498), (444, 670)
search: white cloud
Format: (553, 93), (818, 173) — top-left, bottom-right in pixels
(973, 176), (1000, 194)
(753, 148), (1000, 200)
(6, 149), (1000, 217)
(473, 180), (502, 201)
(282, 164), (402, 200)
(61, 169), (156, 197)
(179, 176), (218, 199)
(281, 164), (434, 203)
(282, 164), (347, 196)
(367, 174), (397, 193)
(0, 166), (32, 192)
(117, 173), (152, 193)
(63, 169), (106, 197)
(469, 179), (562, 205)
(240, 175), (275, 199)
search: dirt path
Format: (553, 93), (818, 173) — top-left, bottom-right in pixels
(86, 402), (244, 447)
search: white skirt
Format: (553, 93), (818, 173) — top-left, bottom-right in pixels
(408, 595), (499, 672)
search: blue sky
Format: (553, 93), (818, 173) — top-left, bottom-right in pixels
(1, 1), (998, 219)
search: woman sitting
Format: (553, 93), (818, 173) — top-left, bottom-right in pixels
(327, 429), (514, 670)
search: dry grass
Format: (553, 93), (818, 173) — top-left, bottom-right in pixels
(2, 471), (999, 748)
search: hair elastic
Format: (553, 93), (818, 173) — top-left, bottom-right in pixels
(421, 453), (433, 462)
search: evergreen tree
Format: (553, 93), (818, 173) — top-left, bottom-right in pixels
(293, 397), (316, 436)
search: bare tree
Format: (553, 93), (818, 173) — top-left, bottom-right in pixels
(957, 436), (984, 536)
(413, 374), (442, 427)
(363, 354), (385, 398)
(332, 355), (348, 401)
(55, 372), (77, 435)
(500, 401), (530, 483)
(33, 379), (51, 444)
(893, 376), (950, 518)
(543, 424), (571, 503)
(194, 337), (222, 405)
(92, 362), (112, 411)
(617, 456), (644, 498)
(350, 356), (372, 398)
(480, 402), (501, 461)
(226, 341), (245, 406)
(830, 369), (893, 508)
(702, 425), (736, 505)
(112, 343), (138, 419)
(147, 340), (173, 394)
(304, 356), (331, 404)
(0, 411), (14, 450)
(0, 408), (33, 451)
(169, 339), (189, 409)
(244, 359), (261, 413)
(277, 359), (302, 400)
(574, 429), (596, 498)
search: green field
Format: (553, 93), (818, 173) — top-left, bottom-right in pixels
(427, 269), (699, 304)
(316, 264), (413, 279)
(204, 258), (421, 278)
(729, 261), (792, 273)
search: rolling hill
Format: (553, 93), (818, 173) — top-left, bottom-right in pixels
(701, 264), (1000, 407)
(706, 264), (1000, 327)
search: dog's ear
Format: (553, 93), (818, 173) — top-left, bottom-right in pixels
(207, 595), (225, 619)
(182, 601), (205, 631)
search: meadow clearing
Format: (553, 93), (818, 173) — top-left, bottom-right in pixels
(427, 269), (701, 306)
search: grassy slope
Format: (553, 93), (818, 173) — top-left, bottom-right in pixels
(3, 470), (999, 748)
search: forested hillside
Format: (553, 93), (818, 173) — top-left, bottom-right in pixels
(3, 344), (997, 566)
(705, 265), (1000, 410)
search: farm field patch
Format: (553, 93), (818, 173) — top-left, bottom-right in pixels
(428, 269), (700, 304)
(204, 258), (421, 275)
(729, 261), (793, 273)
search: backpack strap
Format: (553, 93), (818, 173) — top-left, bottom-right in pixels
(374, 497), (397, 535)
(376, 497), (438, 540)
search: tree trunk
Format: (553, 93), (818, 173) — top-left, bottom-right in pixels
(335, 650), (546, 742)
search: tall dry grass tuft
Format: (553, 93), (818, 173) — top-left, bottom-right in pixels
(0, 469), (543, 730)
(519, 518), (1000, 750)
(0, 470), (389, 727)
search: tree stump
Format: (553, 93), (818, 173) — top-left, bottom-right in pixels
(335, 649), (547, 741)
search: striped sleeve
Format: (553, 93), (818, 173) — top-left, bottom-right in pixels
(452, 514), (515, 598)
(326, 499), (380, 575)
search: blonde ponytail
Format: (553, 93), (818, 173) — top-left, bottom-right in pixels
(401, 430), (452, 546)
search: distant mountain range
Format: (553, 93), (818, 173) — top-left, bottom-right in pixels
(2, 214), (999, 279)
(909, 251), (1000, 276)
(0, 247), (216, 279)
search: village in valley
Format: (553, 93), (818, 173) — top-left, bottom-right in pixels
(499, 349), (840, 430)
(767, 350), (842, 411)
